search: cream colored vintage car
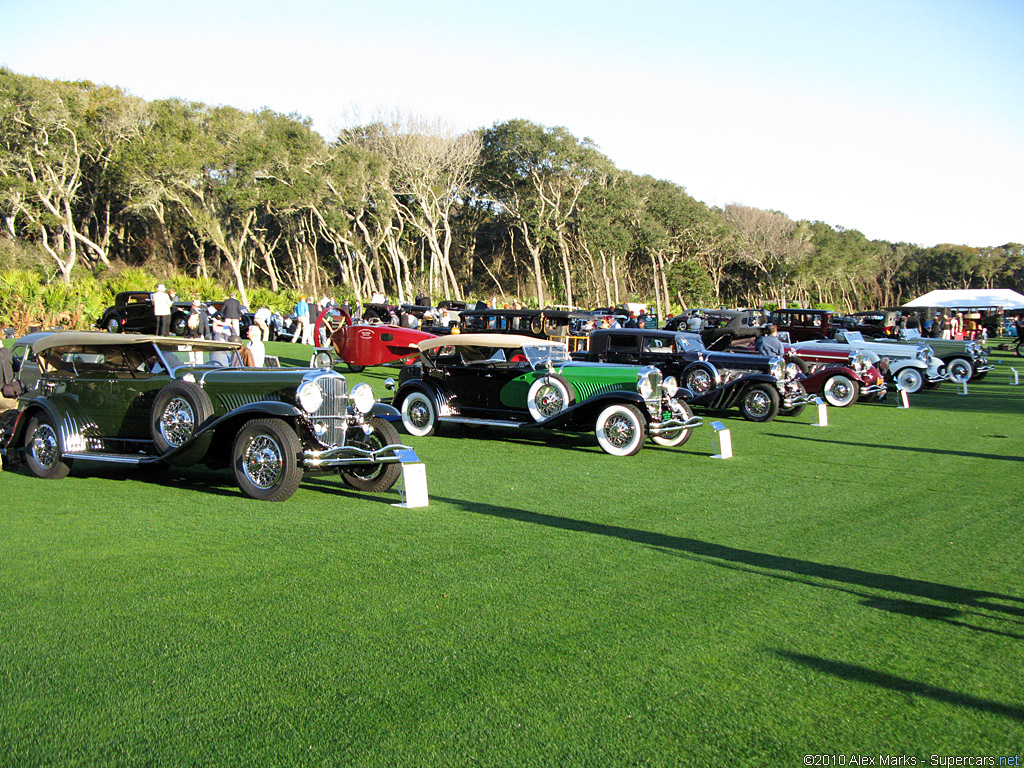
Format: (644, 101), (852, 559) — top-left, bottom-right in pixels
(791, 331), (945, 393)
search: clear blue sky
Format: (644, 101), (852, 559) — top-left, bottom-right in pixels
(2, 0), (1022, 247)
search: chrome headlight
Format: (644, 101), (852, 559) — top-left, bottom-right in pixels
(637, 368), (661, 400)
(350, 382), (375, 414)
(297, 380), (324, 413)
(850, 352), (869, 372)
(769, 357), (785, 381)
(917, 346), (933, 363)
(663, 375), (679, 397)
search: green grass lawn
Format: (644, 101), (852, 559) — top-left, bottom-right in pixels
(1, 340), (1022, 766)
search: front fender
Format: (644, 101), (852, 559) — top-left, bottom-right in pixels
(371, 402), (400, 422)
(539, 391), (651, 429)
(394, 380), (457, 417)
(6, 395), (101, 454)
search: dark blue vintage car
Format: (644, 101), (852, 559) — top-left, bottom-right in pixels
(576, 328), (813, 422)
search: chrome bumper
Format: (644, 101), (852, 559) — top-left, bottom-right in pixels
(782, 391), (818, 408)
(649, 414), (703, 437)
(304, 442), (417, 469)
(859, 382), (887, 396)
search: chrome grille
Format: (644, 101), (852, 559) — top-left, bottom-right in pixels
(314, 373), (349, 447)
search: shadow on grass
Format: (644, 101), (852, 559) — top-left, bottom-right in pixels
(651, 547), (1024, 640)
(773, 649), (1024, 721)
(436, 495), (1024, 621)
(765, 433), (1024, 462)
(58, 462), (399, 504)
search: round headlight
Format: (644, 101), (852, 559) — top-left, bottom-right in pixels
(769, 358), (785, 380)
(639, 374), (655, 399)
(297, 380), (324, 413)
(350, 382), (375, 414)
(663, 376), (679, 397)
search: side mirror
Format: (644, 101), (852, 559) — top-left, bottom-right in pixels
(384, 377), (396, 391)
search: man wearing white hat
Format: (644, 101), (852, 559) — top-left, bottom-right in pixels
(152, 284), (172, 336)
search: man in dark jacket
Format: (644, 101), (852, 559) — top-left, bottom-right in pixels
(221, 294), (243, 338)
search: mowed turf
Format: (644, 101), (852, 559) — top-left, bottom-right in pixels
(1, 340), (1022, 766)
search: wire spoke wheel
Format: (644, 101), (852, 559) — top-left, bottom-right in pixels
(242, 433), (285, 489)
(595, 404), (646, 457)
(231, 418), (303, 501)
(158, 397), (196, 447)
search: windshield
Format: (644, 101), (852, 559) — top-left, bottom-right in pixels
(674, 333), (705, 353)
(522, 344), (570, 366)
(154, 342), (243, 371)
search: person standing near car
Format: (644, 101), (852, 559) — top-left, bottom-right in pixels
(184, 299), (208, 340)
(221, 293), (243, 339)
(302, 297), (316, 345)
(253, 306), (272, 341)
(755, 324), (787, 358)
(152, 284), (172, 336)
(291, 296), (309, 343)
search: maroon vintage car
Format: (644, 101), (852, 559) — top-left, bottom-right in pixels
(733, 337), (886, 406)
(779, 345), (887, 406)
(770, 308), (833, 341)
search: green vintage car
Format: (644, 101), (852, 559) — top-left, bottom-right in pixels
(2, 331), (415, 501)
(389, 333), (701, 457)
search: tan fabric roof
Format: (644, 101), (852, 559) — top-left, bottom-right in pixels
(417, 333), (563, 352)
(32, 331), (241, 355)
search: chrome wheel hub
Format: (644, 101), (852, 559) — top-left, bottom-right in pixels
(409, 401), (430, 429)
(746, 391), (771, 417)
(159, 397), (196, 446)
(31, 424), (59, 469)
(535, 384), (565, 417)
(242, 435), (283, 489)
(605, 414), (636, 448)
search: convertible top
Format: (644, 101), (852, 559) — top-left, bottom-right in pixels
(31, 330), (242, 355)
(417, 333), (563, 352)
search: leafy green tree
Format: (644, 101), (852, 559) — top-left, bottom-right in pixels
(478, 120), (610, 308)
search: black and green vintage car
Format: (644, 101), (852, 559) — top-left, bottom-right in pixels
(2, 331), (414, 501)
(388, 333), (701, 457)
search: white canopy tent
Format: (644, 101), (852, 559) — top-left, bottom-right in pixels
(903, 289), (1024, 311)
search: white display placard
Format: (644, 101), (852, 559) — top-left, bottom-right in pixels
(710, 421), (732, 460)
(393, 463), (429, 508)
(811, 397), (828, 428)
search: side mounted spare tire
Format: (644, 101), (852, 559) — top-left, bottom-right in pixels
(527, 374), (574, 422)
(151, 380), (214, 464)
(682, 361), (719, 395)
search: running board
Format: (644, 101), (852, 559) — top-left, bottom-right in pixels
(438, 417), (526, 428)
(64, 452), (164, 464)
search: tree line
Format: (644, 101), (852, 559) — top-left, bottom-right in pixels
(1, 67), (1021, 326)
